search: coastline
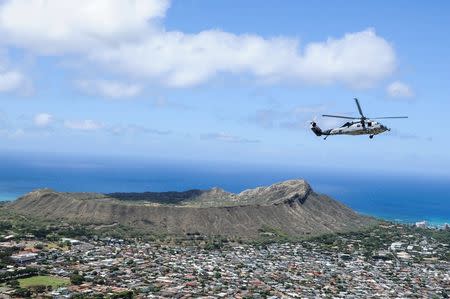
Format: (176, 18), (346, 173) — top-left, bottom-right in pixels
(358, 211), (449, 228)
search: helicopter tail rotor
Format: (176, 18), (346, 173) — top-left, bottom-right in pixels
(310, 118), (323, 136)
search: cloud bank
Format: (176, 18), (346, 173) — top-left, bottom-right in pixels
(0, 0), (396, 89)
(201, 132), (260, 144)
(64, 119), (103, 131)
(75, 79), (142, 98)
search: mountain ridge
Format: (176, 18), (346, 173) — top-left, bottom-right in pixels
(7, 179), (376, 238)
(106, 179), (312, 207)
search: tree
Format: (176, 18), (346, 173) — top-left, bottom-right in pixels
(34, 243), (44, 250)
(14, 288), (31, 297)
(70, 274), (84, 285)
(110, 291), (133, 299)
(7, 279), (19, 288)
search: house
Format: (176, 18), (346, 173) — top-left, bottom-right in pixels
(61, 238), (81, 245)
(11, 252), (38, 263)
(415, 221), (427, 228)
(390, 242), (403, 251)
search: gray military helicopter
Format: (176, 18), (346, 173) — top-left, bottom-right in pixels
(311, 98), (407, 139)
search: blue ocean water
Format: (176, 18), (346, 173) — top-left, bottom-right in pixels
(0, 152), (449, 226)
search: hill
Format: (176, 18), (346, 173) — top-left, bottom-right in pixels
(7, 179), (375, 238)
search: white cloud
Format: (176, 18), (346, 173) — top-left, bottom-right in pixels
(201, 132), (260, 144)
(0, 0), (169, 53)
(75, 79), (142, 98)
(387, 81), (414, 98)
(0, 70), (25, 92)
(89, 28), (395, 88)
(33, 113), (168, 135)
(64, 119), (103, 131)
(0, 49), (31, 94)
(298, 30), (396, 88)
(107, 124), (170, 136)
(0, 0), (396, 88)
(33, 113), (53, 127)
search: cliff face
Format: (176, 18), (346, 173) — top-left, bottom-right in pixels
(8, 180), (375, 238)
(106, 179), (312, 207)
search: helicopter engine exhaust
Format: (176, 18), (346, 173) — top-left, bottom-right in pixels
(310, 121), (323, 136)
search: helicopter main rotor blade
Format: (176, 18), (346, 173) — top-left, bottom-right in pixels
(354, 98), (365, 118)
(322, 114), (357, 119)
(370, 116), (408, 119)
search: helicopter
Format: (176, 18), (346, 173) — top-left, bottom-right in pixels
(310, 98), (407, 139)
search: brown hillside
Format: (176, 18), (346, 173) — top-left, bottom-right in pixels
(8, 179), (375, 238)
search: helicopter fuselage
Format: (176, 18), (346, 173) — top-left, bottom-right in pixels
(311, 120), (389, 138)
(325, 120), (389, 136)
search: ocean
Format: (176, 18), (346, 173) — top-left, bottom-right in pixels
(0, 152), (449, 226)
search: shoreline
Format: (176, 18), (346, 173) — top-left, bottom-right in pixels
(359, 211), (449, 228)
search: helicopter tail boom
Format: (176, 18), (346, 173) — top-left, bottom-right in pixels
(310, 121), (323, 136)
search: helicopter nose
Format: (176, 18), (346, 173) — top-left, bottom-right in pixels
(381, 125), (390, 131)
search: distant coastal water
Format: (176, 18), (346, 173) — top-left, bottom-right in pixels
(1, 152), (449, 226)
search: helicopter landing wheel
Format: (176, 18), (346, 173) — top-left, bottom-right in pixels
(369, 135), (374, 139)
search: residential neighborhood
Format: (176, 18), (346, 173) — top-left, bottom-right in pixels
(0, 223), (449, 298)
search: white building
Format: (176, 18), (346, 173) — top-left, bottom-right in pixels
(11, 252), (38, 263)
(61, 238), (81, 245)
(415, 221), (427, 228)
(396, 251), (411, 260)
(390, 242), (403, 251)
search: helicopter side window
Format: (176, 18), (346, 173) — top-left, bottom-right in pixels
(368, 122), (372, 127)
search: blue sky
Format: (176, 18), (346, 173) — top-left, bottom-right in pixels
(0, 0), (449, 177)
